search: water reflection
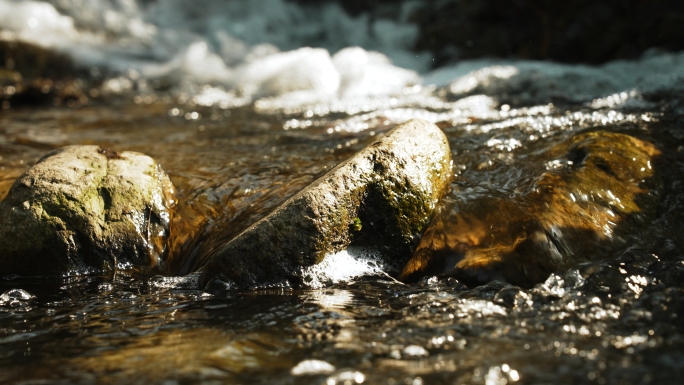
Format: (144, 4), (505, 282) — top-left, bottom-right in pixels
(0, 249), (682, 383)
(304, 290), (354, 309)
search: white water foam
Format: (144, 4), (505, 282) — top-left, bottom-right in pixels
(2, 0), (683, 110)
(0, 0), (424, 100)
(424, 53), (684, 103)
(299, 247), (389, 289)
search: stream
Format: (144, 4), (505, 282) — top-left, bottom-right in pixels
(1, 88), (683, 384)
(2, 0), (684, 383)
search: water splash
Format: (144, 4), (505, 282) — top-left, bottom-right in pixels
(299, 247), (389, 289)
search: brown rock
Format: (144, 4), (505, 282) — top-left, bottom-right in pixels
(400, 131), (661, 288)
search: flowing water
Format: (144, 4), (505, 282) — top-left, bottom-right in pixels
(2, 1), (684, 383)
(0, 90), (683, 384)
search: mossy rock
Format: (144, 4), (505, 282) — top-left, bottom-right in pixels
(198, 119), (452, 287)
(0, 145), (176, 277)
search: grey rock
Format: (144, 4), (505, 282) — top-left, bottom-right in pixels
(0, 145), (175, 277)
(199, 119), (452, 287)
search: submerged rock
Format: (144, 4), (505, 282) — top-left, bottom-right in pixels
(0, 145), (175, 277)
(400, 131), (661, 288)
(198, 119), (451, 287)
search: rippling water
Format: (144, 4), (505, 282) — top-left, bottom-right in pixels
(2, 0), (684, 382)
(1, 87), (683, 384)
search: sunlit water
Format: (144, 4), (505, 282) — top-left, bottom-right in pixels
(1, 81), (683, 384)
(2, 0), (684, 382)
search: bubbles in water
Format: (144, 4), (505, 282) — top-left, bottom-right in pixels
(333, 47), (419, 97)
(97, 283), (113, 292)
(0, 288), (34, 303)
(148, 272), (200, 290)
(426, 55), (684, 105)
(325, 370), (365, 385)
(0, 0), (432, 108)
(402, 345), (429, 357)
(485, 365), (520, 385)
(590, 90), (651, 109)
(192, 87), (251, 109)
(0, 0), (79, 47)
(535, 273), (568, 298)
(291, 359), (336, 376)
(448, 65), (520, 95)
(454, 299), (508, 318)
(0, 288), (35, 310)
(181, 41), (233, 85)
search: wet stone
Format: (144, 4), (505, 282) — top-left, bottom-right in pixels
(401, 130), (661, 288)
(198, 119), (452, 288)
(0, 145), (175, 277)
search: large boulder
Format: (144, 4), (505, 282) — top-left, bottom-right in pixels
(199, 119), (452, 287)
(0, 145), (175, 277)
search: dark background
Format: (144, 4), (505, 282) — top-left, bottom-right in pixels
(296, 0), (684, 68)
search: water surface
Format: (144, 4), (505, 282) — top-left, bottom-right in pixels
(1, 93), (683, 384)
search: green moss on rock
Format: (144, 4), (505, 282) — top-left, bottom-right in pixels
(0, 145), (176, 277)
(198, 119), (452, 287)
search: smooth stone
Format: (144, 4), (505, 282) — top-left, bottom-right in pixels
(400, 131), (661, 288)
(0, 145), (175, 277)
(199, 119), (452, 287)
